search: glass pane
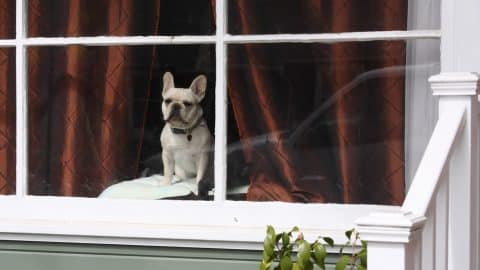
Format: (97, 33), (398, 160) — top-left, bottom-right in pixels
(28, 45), (215, 199)
(28, 0), (215, 37)
(0, 48), (15, 195)
(227, 40), (440, 205)
(228, 0), (439, 35)
(0, 0), (15, 39)
(405, 39), (440, 187)
(407, 0), (440, 30)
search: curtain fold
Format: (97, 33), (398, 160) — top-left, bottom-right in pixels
(28, 0), (162, 196)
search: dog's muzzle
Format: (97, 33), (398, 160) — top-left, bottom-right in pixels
(166, 104), (187, 123)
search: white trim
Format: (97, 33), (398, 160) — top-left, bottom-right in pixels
(356, 211), (426, 243)
(224, 30), (440, 44)
(0, 30), (440, 48)
(401, 104), (465, 216)
(430, 72), (480, 96)
(441, 0), (455, 71)
(435, 170), (449, 270)
(0, 196), (396, 249)
(15, 0), (27, 197)
(23, 36), (217, 46)
(213, 0), (227, 201)
(441, 0), (480, 72)
(356, 210), (425, 270)
(421, 199), (436, 270)
(0, 40), (17, 47)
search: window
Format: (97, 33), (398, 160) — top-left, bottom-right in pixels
(0, 0), (440, 247)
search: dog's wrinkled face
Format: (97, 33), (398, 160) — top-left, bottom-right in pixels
(162, 72), (207, 129)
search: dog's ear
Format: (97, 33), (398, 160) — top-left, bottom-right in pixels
(162, 72), (175, 97)
(189, 75), (207, 101)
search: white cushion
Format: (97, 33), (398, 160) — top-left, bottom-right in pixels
(98, 175), (197, 200)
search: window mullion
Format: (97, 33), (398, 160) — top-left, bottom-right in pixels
(15, 0), (28, 197)
(24, 36), (216, 46)
(223, 30), (441, 44)
(214, 0), (227, 202)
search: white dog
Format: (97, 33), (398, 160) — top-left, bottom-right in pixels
(160, 72), (213, 198)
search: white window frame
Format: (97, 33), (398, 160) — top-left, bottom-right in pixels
(0, 0), (441, 249)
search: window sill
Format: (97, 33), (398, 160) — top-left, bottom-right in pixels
(0, 196), (399, 249)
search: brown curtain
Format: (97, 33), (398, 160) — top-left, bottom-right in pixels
(228, 0), (406, 205)
(0, 0), (15, 194)
(27, 0), (215, 196)
(22, 0), (405, 204)
(28, 0), (154, 196)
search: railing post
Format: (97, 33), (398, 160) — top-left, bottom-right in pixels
(430, 72), (479, 270)
(356, 72), (478, 270)
(356, 211), (425, 270)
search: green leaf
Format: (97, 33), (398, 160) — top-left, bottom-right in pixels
(296, 240), (311, 267)
(312, 244), (326, 269)
(267, 226), (276, 243)
(260, 260), (273, 270)
(345, 229), (354, 240)
(263, 226), (276, 261)
(280, 255), (293, 270)
(323, 237), (334, 247)
(335, 255), (351, 270)
(361, 240), (367, 249)
(276, 233), (284, 243)
(292, 263), (301, 270)
(304, 260), (313, 270)
(263, 241), (274, 262)
(291, 226), (300, 233)
(282, 233), (290, 246)
(359, 249), (367, 267)
(357, 266), (365, 270)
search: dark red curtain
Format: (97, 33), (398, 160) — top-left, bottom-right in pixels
(21, 0), (405, 204)
(228, 0), (406, 204)
(0, 0), (15, 195)
(27, 0), (215, 196)
(28, 0), (155, 196)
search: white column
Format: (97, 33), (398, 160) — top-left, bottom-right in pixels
(356, 211), (425, 270)
(440, 0), (480, 265)
(16, 0), (28, 196)
(214, 0), (227, 201)
(430, 72), (479, 270)
(441, 0), (480, 72)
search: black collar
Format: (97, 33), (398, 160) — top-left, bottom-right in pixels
(170, 118), (203, 141)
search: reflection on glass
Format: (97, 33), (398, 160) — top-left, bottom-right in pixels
(28, 45), (215, 199)
(0, 0), (15, 39)
(0, 48), (15, 195)
(28, 0), (215, 37)
(227, 41), (439, 205)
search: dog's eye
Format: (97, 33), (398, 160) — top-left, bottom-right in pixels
(164, 99), (172, 104)
(183, 101), (193, 107)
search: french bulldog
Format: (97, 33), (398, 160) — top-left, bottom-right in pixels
(159, 72), (213, 198)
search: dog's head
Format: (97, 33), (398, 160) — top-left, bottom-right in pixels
(161, 72), (207, 129)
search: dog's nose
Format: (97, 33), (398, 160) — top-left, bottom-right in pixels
(171, 103), (181, 112)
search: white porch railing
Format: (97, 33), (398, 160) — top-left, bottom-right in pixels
(356, 72), (480, 270)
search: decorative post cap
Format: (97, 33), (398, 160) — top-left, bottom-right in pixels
(355, 210), (426, 243)
(429, 72), (479, 96)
